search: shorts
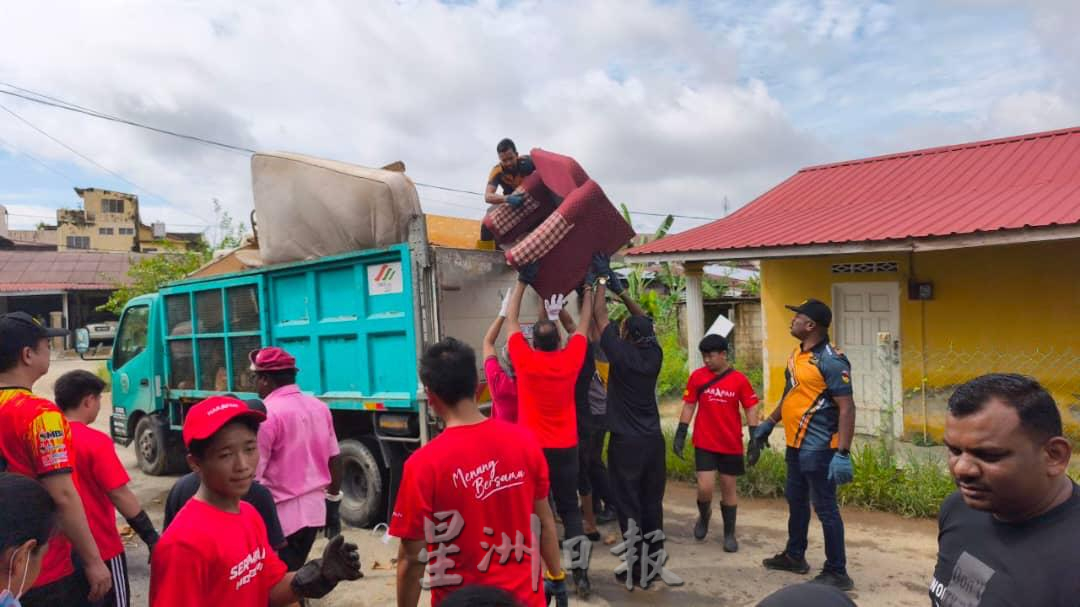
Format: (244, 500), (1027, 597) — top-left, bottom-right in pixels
(695, 447), (745, 476)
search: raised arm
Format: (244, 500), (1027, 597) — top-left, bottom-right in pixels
(576, 286), (594, 339)
(484, 181), (506, 205)
(506, 272), (530, 332)
(484, 289), (513, 359)
(558, 308), (577, 335)
(618, 290), (647, 318)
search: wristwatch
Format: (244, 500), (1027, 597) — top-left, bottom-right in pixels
(838, 449), (850, 457)
(597, 276), (608, 286)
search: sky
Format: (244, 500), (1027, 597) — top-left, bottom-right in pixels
(1, 0), (1078, 239)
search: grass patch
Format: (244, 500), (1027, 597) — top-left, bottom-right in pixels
(661, 426), (956, 518)
(95, 363), (112, 393)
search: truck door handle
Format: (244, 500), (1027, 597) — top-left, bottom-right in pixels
(140, 379), (149, 386)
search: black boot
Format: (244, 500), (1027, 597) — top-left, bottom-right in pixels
(721, 505), (738, 552)
(572, 568), (592, 599)
(694, 500), (711, 541)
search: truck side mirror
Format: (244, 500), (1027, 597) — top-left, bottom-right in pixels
(74, 328), (90, 354)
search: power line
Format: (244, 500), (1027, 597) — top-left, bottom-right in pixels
(0, 82), (721, 223)
(0, 131), (80, 183)
(0, 85), (254, 155)
(0, 100), (211, 226)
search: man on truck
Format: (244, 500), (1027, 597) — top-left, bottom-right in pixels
(506, 263), (595, 598)
(0, 312), (112, 605)
(480, 138), (535, 248)
(251, 347), (344, 571)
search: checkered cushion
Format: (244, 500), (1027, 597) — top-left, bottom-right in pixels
(481, 172), (557, 245)
(530, 148), (590, 198)
(505, 179), (635, 298)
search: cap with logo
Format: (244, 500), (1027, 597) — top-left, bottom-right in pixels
(248, 346), (299, 373)
(182, 395), (266, 448)
(0, 312), (69, 357)
(785, 298), (832, 328)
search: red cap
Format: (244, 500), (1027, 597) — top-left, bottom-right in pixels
(182, 395), (266, 448)
(249, 346), (298, 373)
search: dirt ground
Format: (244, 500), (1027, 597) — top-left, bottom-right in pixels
(40, 358), (940, 606)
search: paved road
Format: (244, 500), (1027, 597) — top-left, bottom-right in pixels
(37, 357), (940, 606)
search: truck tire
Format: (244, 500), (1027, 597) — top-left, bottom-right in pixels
(134, 415), (185, 476)
(338, 438), (385, 529)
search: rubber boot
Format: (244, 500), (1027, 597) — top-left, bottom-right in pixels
(572, 568), (592, 599)
(721, 504), (738, 553)
(694, 500), (711, 541)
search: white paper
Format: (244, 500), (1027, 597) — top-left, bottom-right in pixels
(707, 314), (735, 337)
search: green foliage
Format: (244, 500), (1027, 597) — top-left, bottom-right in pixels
(838, 443), (956, 518)
(742, 274), (761, 296)
(97, 247), (210, 314)
(662, 428), (956, 518)
(656, 331), (689, 398)
(737, 363), (764, 397)
(211, 198), (247, 249)
(95, 363), (112, 393)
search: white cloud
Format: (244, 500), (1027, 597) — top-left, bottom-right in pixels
(0, 0), (820, 236)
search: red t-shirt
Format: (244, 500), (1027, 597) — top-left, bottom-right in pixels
(484, 356), (519, 423)
(683, 367), (759, 454)
(0, 387), (75, 587)
(70, 421), (130, 561)
(389, 419), (550, 607)
(150, 498), (288, 607)
(508, 332), (585, 448)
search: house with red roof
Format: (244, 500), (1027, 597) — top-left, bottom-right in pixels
(627, 126), (1080, 442)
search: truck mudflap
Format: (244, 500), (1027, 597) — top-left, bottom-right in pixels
(110, 408), (132, 446)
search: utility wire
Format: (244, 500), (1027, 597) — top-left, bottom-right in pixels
(0, 100), (211, 226)
(0, 82), (722, 223)
(0, 131), (80, 183)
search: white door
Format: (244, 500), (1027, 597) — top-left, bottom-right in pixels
(832, 282), (902, 438)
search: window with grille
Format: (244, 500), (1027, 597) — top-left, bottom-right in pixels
(99, 227), (114, 235)
(102, 199), (124, 213)
(66, 236), (90, 249)
(831, 262), (898, 274)
(118, 227), (135, 236)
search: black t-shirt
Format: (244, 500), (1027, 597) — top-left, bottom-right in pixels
(575, 341), (597, 421)
(163, 471), (287, 548)
(930, 483), (1080, 606)
(599, 323), (662, 437)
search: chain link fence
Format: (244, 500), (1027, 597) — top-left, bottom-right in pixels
(888, 344), (1080, 444)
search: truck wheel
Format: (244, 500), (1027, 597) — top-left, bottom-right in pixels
(134, 416), (185, 476)
(338, 439), (385, 529)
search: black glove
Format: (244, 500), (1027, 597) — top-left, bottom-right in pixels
(518, 262), (540, 285)
(672, 422), (689, 459)
(605, 268), (625, 294)
(324, 498), (342, 540)
(544, 573), (569, 607)
(506, 193), (525, 208)
(746, 425), (762, 467)
(591, 252), (611, 275)
(519, 156), (536, 175)
(126, 510), (160, 553)
(291, 535), (363, 599)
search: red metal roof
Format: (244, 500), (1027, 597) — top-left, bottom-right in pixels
(629, 126), (1080, 257)
(0, 251), (145, 293)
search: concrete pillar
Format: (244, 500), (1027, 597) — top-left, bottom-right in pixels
(684, 262), (706, 371)
(61, 293), (70, 350)
(49, 310), (64, 352)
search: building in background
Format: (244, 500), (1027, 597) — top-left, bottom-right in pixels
(55, 188), (203, 252)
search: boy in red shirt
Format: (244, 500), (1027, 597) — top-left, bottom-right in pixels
(150, 396), (362, 607)
(54, 370), (160, 607)
(505, 264), (595, 598)
(392, 337), (568, 607)
(673, 334), (760, 551)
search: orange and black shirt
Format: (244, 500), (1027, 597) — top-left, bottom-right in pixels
(487, 155), (534, 195)
(778, 340), (853, 450)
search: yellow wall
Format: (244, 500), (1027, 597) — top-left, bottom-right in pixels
(760, 239), (1080, 442)
(57, 190), (139, 252)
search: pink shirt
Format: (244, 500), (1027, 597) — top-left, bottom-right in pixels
(256, 385), (340, 537)
(484, 356), (518, 423)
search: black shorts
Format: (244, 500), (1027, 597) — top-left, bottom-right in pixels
(695, 448), (745, 476)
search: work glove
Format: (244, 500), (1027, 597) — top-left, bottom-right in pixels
(126, 510), (160, 563)
(746, 425), (762, 467)
(498, 288), (513, 318)
(591, 252), (611, 275)
(828, 451), (854, 485)
(291, 535), (363, 599)
(324, 497), (342, 540)
(518, 262), (540, 285)
(506, 193), (526, 208)
(519, 156), (536, 175)
(750, 419), (775, 452)
(544, 572), (569, 607)
(605, 268), (624, 294)
(544, 294), (567, 321)
(672, 422), (689, 459)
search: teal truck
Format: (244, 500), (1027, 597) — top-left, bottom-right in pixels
(103, 213), (529, 528)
